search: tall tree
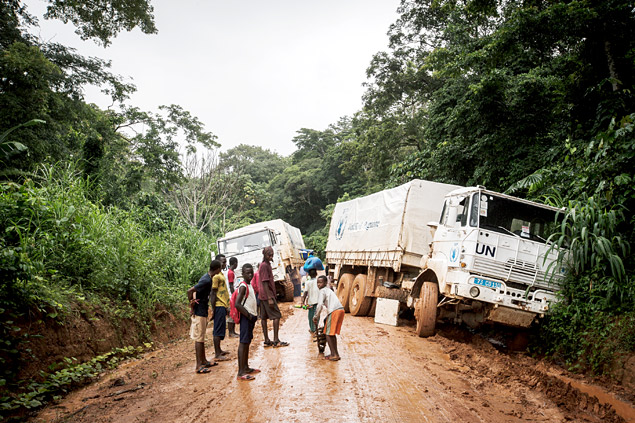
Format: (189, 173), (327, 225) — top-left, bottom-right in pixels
(363, 0), (635, 191)
(219, 144), (287, 186)
(171, 150), (244, 234)
(42, 0), (156, 46)
(266, 118), (368, 234)
(0, 1), (137, 174)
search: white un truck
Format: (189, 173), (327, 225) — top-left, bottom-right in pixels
(217, 219), (306, 302)
(326, 179), (565, 336)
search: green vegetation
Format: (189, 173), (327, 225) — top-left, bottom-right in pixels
(0, 1), (633, 413)
(1, 162), (212, 314)
(535, 194), (634, 374)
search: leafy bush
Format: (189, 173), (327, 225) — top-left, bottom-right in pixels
(547, 196), (632, 307)
(537, 305), (635, 376)
(535, 195), (635, 375)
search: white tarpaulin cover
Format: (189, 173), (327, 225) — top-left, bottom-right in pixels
(326, 179), (461, 271)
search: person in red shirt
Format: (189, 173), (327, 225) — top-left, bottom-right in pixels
(227, 257), (239, 338)
(258, 246), (289, 348)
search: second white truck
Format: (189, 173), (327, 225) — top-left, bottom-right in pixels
(217, 219), (306, 302)
(326, 179), (566, 336)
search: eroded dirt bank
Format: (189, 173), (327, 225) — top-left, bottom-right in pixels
(31, 305), (634, 423)
(12, 304), (187, 383)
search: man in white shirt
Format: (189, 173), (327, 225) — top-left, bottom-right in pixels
(313, 275), (345, 361)
(301, 269), (320, 335)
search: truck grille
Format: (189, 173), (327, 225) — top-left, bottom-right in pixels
(472, 257), (564, 290)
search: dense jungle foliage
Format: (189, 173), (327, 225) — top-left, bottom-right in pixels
(1, 0), (634, 401)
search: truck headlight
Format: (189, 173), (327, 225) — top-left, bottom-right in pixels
(469, 286), (480, 297)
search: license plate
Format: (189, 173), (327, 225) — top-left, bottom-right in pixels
(473, 277), (502, 289)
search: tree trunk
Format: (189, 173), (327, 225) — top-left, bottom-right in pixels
(604, 40), (619, 91)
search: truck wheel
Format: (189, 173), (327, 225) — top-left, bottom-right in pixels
(275, 282), (285, 301)
(416, 281), (438, 337)
(282, 275), (294, 302)
(350, 274), (372, 316)
(336, 273), (354, 313)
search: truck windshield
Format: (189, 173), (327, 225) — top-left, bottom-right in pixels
(474, 193), (560, 243)
(218, 230), (272, 255)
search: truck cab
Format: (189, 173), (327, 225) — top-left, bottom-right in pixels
(415, 187), (566, 334)
(216, 219), (305, 302)
(217, 228), (283, 278)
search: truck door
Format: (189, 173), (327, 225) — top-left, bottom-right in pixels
(435, 195), (472, 268)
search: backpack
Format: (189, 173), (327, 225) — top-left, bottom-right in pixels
(229, 281), (250, 322)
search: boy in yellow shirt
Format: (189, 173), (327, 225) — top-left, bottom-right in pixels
(210, 261), (231, 361)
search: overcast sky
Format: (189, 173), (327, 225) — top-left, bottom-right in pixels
(24, 0), (401, 156)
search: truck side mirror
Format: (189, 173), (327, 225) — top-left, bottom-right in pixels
(447, 207), (458, 228)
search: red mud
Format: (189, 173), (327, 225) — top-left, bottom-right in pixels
(30, 304), (634, 423)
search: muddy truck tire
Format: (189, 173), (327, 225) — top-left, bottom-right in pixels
(415, 281), (438, 337)
(280, 274), (294, 302)
(336, 273), (355, 312)
(349, 273), (372, 316)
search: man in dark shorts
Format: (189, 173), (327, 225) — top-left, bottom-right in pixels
(258, 246), (289, 347)
(187, 259), (222, 373)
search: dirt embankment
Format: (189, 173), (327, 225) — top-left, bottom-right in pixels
(10, 303), (188, 382)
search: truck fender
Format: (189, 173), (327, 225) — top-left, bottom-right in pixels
(408, 269), (438, 307)
(427, 258), (450, 294)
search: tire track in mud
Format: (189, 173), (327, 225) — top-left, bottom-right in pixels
(344, 327), (467, 422)
(344, 323), (557, 423)
(432, 328), (631, 423)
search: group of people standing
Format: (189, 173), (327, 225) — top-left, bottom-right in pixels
(186, 246), (289, 380)
(187, 246), (346, 380)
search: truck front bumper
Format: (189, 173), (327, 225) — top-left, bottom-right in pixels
(445, 272), (558, 315)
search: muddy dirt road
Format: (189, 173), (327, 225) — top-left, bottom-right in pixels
(33, 304), (634, 423)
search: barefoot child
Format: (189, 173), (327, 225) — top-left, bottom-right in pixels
(187, 260), (222, 373)
(313, 275), (345, 361)
(235, 263), (260, 380)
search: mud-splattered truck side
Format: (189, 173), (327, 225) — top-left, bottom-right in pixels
(327, 180), (566, 336)
(217, 219), (306, 302)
